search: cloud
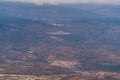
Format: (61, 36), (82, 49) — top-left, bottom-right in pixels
(1, 0), (120, 5)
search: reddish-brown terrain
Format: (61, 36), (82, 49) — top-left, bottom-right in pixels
(0, 1), (120, 80)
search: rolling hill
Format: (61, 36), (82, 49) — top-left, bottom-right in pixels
(0, 1), (120, 76)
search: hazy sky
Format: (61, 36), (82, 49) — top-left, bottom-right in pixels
(1, 0), (120, 5)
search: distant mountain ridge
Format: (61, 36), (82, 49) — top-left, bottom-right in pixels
(0, 2), (120, 75)
(63, 4), (120, 18)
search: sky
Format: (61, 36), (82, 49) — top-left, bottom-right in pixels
(1, 0), (120, 5)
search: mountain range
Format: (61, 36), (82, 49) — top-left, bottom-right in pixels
(0, 1), (120, 76)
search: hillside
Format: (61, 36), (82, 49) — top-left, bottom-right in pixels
(0, 2), (120, 78)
